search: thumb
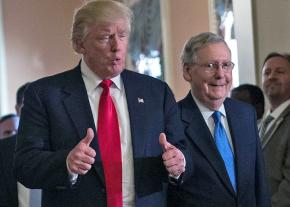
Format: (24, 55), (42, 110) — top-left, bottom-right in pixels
(159, 133), (173, 152)
(82, 128), (94, 146)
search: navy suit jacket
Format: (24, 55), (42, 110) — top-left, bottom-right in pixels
(0, 135), (18, 207)
(168, 92), (270, 207)
(14, 64), (189, 207)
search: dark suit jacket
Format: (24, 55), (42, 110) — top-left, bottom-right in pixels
(0, 135), (18, 207)
(168, 92), (270, 207)
(262, 104), (290, 206)
(13, 64), (189, 207)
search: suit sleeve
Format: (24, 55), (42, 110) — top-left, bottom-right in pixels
(13, 83), (71, 190)
(271, 132), (290, 206)
(163, 84), (192, 182)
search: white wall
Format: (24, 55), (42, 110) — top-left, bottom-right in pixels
(1, 0), (82, 115)
(253, 0), (290, 84)
(233, 0), (256, 85)
(161, 0), (210, 100)
(0, 0), (8, 115)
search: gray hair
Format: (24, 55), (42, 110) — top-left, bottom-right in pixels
(180, 32), (229, 65)
(71, 0), (133, 53)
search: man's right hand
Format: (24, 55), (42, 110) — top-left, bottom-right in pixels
(66, 128), (96, 175)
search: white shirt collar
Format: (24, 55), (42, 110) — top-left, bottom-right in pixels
(191, 92), (227, 119)
(80, 58), (122, 93)
(266, 99), (290, 119)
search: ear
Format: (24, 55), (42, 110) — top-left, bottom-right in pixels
(183, 64), (192, 81)
(75, 39), (86, 54)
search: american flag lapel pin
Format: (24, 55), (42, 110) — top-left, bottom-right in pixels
(138, 97), (144, 104)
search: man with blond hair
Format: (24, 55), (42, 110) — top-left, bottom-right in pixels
(14, 1), (189, 207)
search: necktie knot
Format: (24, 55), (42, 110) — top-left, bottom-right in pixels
(259, 114), (274, 139)
(100, 79), (112, 89)
(264, 114), (274, 125)
(212, 111), (222, 124)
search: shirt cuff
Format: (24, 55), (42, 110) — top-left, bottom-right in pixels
(66, 157), (78, 185)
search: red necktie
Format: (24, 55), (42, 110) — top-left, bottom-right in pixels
(97, 80), (122, 207)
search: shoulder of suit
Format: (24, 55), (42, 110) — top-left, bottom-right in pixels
(178, 91), (192, 105)
(280, 104), (290, 119)
(224, 98), (256, 117)
(122, 69), (167, 86)
(225, 97), (253, 109)
(29, 65), (81, 89)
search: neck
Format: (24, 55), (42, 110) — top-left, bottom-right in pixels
(269, 97), (289, 112)
(205, 99), (224, 111)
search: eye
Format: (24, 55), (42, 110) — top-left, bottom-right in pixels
(118, 32), (127, 38)
(223, 62), (231, 67)
(276, 69), (285, 74)
(263, 69), (270, 76)
(207, 63), (216, 69)
(98, 35), (110, 42)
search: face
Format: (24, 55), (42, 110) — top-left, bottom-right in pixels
(78, 19), (129, 79)
(262, 56), (290, 105)
(0, 116), (19, 139)
(183, 42), (232, 110)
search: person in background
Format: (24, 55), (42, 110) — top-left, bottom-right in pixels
(231, 83), (265, 125)
(0, 133), (18, 207)
(0, 114), (19, 139)
(14, 1), (189, 207)
(0, 82), (30, 139)
(168, 32), (270, 207)
(260, 52), (290, 206)
(0, 82), (41, 207)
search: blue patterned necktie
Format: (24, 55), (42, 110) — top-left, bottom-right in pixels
(212, 111), (236, 192)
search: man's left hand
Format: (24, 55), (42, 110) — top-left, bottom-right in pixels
(159, 133), (185, 177)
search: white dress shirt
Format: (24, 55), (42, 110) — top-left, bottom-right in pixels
(18, 183), (41, 207)
(191, 94), (234, 151)
(81, 60), (135, 207)
(263, 99), (290, 134)
(18, 182), (29, 207)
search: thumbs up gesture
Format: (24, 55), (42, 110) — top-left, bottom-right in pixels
(159, 133), (185, 177)
(67, 128), (96, 175)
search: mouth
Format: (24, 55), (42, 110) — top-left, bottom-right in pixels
(111, 57), (121, 65)
(209, 83), (226, 87)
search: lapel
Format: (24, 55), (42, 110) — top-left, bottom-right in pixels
(223, 98), (255, 197)
(121, 70), (148, 158)
(61, 64), (105, 185)
(262, 105), (290, 148)
(180, 93), (235, 195)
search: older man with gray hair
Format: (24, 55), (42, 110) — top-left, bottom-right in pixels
(168, 32), (270, 207)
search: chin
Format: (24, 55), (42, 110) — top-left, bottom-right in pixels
(110, 68), (124, 76)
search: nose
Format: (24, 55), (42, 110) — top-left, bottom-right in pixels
(215, 65), (226, 76)
(110, 35), (120, 52)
